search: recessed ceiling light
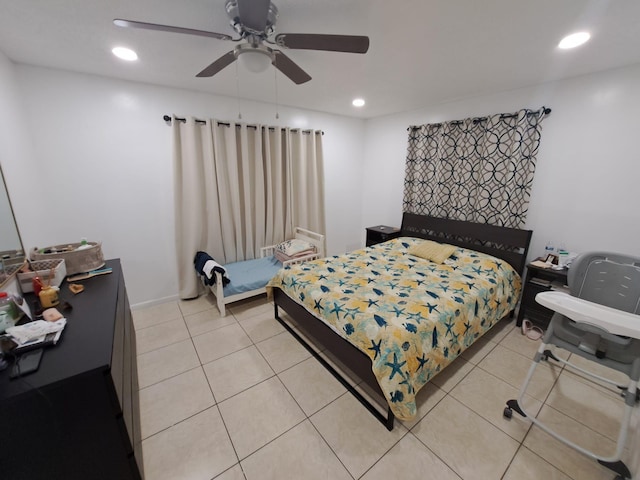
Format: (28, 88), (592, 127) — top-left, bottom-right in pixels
(352, 98), (365, 107)
(558, 32), (590, 49)
(112, 47), (138, 61)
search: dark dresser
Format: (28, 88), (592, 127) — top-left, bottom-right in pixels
(0, 259), (143, 479)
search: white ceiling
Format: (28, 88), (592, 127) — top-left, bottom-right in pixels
(1, 0), (640, 119)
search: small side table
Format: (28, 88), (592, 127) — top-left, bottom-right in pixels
(517, 261), (569, 329)
(366, 225), (401, 247)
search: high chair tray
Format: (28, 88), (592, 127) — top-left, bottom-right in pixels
(536, 291), (640, 339)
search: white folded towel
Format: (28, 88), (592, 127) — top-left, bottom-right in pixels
(203, 259), (226, 279)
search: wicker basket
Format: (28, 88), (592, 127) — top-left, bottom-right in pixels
(30, 242), (105, 275)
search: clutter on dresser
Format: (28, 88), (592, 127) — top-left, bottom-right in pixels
(4, 318), (66, 352)
(12, 259), (67, 293)
(68, 283), (84, 294)
(66, 267), (113, 282)
(30, 239), (104, 275)
(39, 285), (60, 308)
(42, 307), (64, 322)
(0, 290), (33, 334)
(0, 292), (18, 334)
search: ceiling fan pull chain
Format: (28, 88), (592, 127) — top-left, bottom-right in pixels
(235, 61), (242, 120)
(274, 66), (279, 119)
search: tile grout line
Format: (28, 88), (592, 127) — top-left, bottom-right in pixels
(412, 362), (523, 479)
(406, 404), (465, 480)
(196, 308), (248, 479)
(304, 396), (357, 480)
(133, 314), (182, 332)
(208, 305), (315, 471)
(136, 299), (624, 480)
(496, 340), (604, 480)
(135, 315), (191, 356)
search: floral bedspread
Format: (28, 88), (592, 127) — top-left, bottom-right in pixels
(267, 237), (521, 420)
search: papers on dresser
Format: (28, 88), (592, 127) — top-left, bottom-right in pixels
(5, 319), (66, 347)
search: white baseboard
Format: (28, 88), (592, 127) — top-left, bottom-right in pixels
(131, 294), (181, 311)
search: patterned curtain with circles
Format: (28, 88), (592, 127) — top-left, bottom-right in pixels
(403, 107), (549, 228)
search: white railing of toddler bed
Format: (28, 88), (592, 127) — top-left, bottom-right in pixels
(210, 227), (326, 316)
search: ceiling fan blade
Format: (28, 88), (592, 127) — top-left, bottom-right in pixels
(273, 51), (311, 85)
(237, 0), (271, 33)
(196, 51), (237, 77)
(275, 33), (369, 53)
(114, 19), (232, 41)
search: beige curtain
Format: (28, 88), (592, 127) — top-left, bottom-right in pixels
(173, 117), (325, 299)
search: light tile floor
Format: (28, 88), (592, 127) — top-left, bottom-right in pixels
(132, 294), (638, 480)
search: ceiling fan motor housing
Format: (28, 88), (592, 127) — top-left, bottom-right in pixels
(234, 43), (275, 72)
(225, 0), (278, 37)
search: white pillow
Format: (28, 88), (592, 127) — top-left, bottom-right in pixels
(275, 239), (316, 257)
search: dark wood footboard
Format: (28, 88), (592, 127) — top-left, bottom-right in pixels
(272, 287), (395, 430)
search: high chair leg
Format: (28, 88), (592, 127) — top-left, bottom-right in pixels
(504, 342), (636, 479)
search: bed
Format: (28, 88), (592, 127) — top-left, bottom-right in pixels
(208, 227), (325, 316)
(267, 213), (532, 429)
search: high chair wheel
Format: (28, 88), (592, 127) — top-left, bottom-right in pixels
(503, 407), (512, 419)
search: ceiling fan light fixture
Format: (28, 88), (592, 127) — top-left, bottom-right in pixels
(235, 44), (274, 73)
(558, 31), (591, 49)
(239, 50), (272, 72)
(112, 46), (138, 61)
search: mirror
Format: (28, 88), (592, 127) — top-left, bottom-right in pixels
(0, 162), (25, 287)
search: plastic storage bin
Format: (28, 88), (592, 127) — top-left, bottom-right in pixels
(15, 259), (67, 293)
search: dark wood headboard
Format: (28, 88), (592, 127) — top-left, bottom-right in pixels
(400, 212), (532, 276)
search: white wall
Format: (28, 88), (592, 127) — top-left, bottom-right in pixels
(4, 59), (640, 302)
(5, 64), (365, 306)
(363, 65), (640, 477)
(3, 51), (640, 477)
(0, 183), (21, 252)
(0, 51), (41, 254)
(362, 64), (640, 261)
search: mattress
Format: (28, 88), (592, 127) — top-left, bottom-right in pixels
(223, 255), (282, 297)
(267, 237), (521, 420)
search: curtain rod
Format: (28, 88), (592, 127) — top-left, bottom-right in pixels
(407, 107), (552, 131)
(163, 115), (323, 135)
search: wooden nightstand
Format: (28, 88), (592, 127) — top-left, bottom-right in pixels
(517, 261), (569, 329)
(366, 225), (401, 247)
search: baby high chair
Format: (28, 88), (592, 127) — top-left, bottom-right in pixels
(504, 251), (640, 480)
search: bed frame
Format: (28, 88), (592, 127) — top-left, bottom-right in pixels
(400, 212), (532, 275)
(273, 213), (532, 430)
(210, 227), (325, 316)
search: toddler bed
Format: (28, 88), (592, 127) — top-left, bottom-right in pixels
(267, 213), (532, 429)
(205, 227), (325, 316)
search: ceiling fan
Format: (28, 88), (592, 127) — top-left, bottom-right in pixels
(114, 0), (369, 85)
